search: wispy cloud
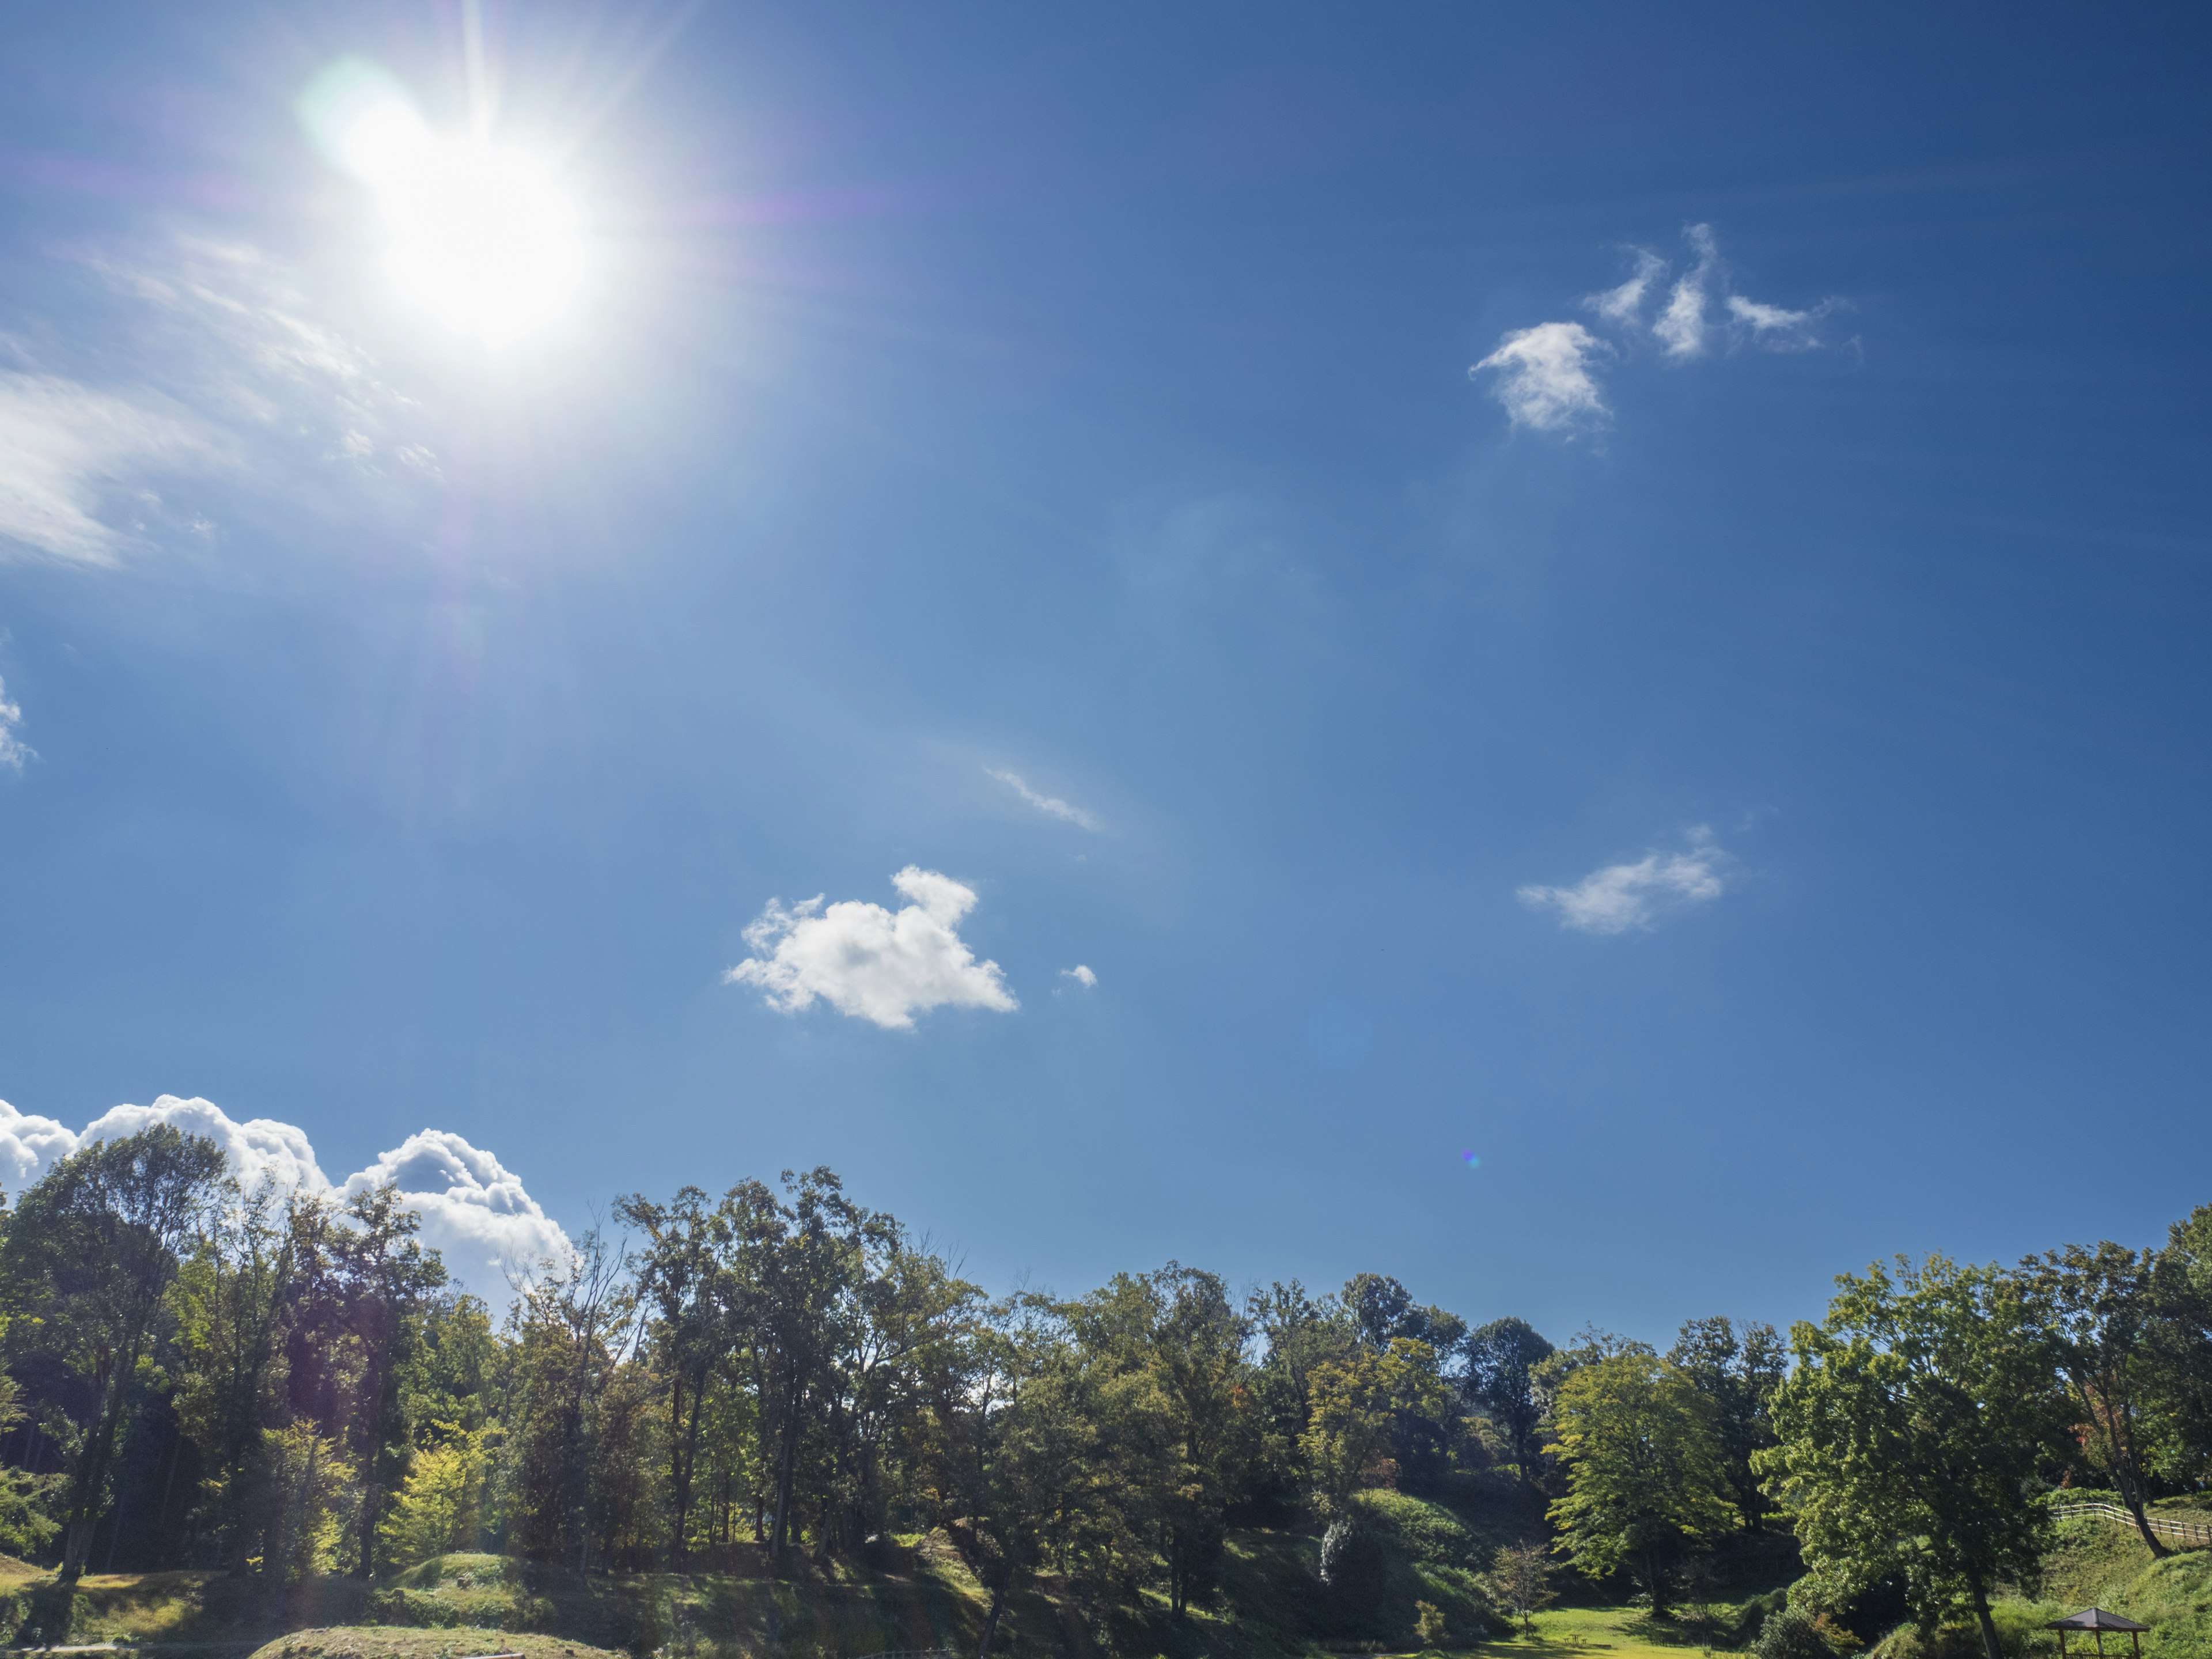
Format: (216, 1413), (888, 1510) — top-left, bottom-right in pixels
(725, 866), (1018, 1031)
(0, 373), (225, 564)
(0, 235), (442, 565)
(0, 1094), (566, 1300)
(1471, 321), (1612, 433)
(986, 766), (1103, 831)
(0, 676), (30, 771)
(1518, 828), (1729, 934)
(1475, 225), (1843, 435)
(1587, 249), (1667, 328)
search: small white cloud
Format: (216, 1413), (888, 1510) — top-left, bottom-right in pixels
(1586, 249), (1668, 327)
(342, 1129), (572, 1299)
(726, 866), (1019, 1031)
(0, 677), (31, 771)
(1518, 828), (1729, 935)
(986, 766), (1103, 832)
(1472, 321), (1611, 432)
(0, 373), (225, 564)
(1726, 293), (1835, 352)
(1653, 224), (1721, 360)
(1060, 965), (1098, 989)
(0, 1095), (563, 1302)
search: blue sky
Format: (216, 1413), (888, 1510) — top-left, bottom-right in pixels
(1, 3), (2207, 1338)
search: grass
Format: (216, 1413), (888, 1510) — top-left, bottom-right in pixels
(247, 1629), (627, 1659)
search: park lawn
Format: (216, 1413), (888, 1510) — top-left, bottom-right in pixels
(1405, 1603), (1724, 1659)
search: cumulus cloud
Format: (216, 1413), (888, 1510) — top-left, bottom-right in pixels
(1518, 828), (1729, 935)
(726, 866), (1019, 1031)
(343, 1130), (572, 1299)
(1060, 965), (1098, 990)
(1471, 321), (1611, 432)
(0, 373), (226, 564)
(986, 767), (1103, 831)
(77, 1094), (331, 1192)
(0, 1100), (81, 1190)
(0, 1094), (565, 1302)
(0, 677), (30, 771)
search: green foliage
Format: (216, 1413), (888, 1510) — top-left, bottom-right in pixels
(1415, 1597), (1448, 1647)
(1671, 1316), (1786, 1532)
(1763, 1255), (2068, 1659)
(251, 1421), (356, 1582)
(1547, 1351), (1734, 1615)
(378, 1430), (487, 1569)
(1303, 1339), (1453, 1508)
(1319, 1516), (1388, 1620)
(1463, 1318), (1555, 1483)
(1757, 1603), (1858, 1659)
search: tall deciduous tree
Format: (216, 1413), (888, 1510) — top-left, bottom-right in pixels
(1547, 1351), (1733, 1616)
(1668, 1316), (1785, 1531)
(1462, 1317), (1555, 1484)
(0, 1127), (226, 1577)
(1761, 1256), (2066, 1659)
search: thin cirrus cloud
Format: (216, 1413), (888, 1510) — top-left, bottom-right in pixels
(0, 1094), (569, 1300)
(0, 372), (226, 565)
(1472, 224), (1842, 433)
(1518, 828), (1729, 935)
(725, 866), (1019, 1031)
(984, 766), (1103, 831)
(0, 236), (440, 565)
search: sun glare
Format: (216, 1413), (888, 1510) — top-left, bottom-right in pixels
(301, 59), (585, 347)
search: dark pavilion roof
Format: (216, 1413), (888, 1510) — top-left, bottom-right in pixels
(2049, 1610), (2151, 1633)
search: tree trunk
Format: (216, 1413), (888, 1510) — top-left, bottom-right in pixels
(1643, 1550), (1667, 1618)
(769, 1387), (800, 1571)
(1969, 1580), (2003, 1659)
(61, 1520), (94, 1579)
(975, 1574), (1007, 1659)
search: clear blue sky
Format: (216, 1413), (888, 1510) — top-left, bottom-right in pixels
(1, 3), (2206, 1339)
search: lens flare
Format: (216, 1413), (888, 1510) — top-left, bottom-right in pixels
(1462, 1150), (1482, 1169)
(301, 58), (585, 347)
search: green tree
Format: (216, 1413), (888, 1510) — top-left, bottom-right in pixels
(0, 1127), (226, 1576)
(1482, 1539), (1557, 1633)
(1760, 1255), (2067, 1659)
(1463, 1317), (1555, 1485)
(1668, 1316), (1785, 1531)
(378, 1428), (487, 1566)
(169, 1179), (300, 1574)
(2021, 1241), (2173, 1555)
(1546, 1351), (1733, 1615)
(1303, 1338), (1453, 1506)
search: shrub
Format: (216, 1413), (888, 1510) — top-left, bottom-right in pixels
(1319, 1517), (1389, 1619)
(1416, 1600), (1449, 1649)
(1759, 1605), (1859, 1659)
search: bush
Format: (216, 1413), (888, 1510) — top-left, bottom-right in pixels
(1416, 1600), (1449, 1649)
(1320, 1518), (1390, 1619)
(1759, 1605), (1858, 1659)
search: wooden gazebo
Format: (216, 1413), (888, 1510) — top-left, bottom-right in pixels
(2049, 1608), (2150, 1659)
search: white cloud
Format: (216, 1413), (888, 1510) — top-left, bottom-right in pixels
(0, 677), (30, 771)
(0, 1101), (81, 1191)
(1471, 321), (1611, 432)
(0, 373), (225, 564)
(986, 767), (1103, 832)
(1586, 249), (1667, 327)
(78, 1095), (331, 1192)
(1726, 293), (1834, 352)
(1518, 828), (1729, 935)
(1060, 965), (1098, 989)
(726, 866), (1019, 1031)
(0, 1094), (565, 1302)
(343, 1130), (572, 1299)
(1653, 224), (1721, 360)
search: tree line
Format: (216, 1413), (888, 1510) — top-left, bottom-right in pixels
(1, 1124), (2208, 1659)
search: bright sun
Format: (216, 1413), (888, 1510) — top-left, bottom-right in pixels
(302, 60), (585, 347)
